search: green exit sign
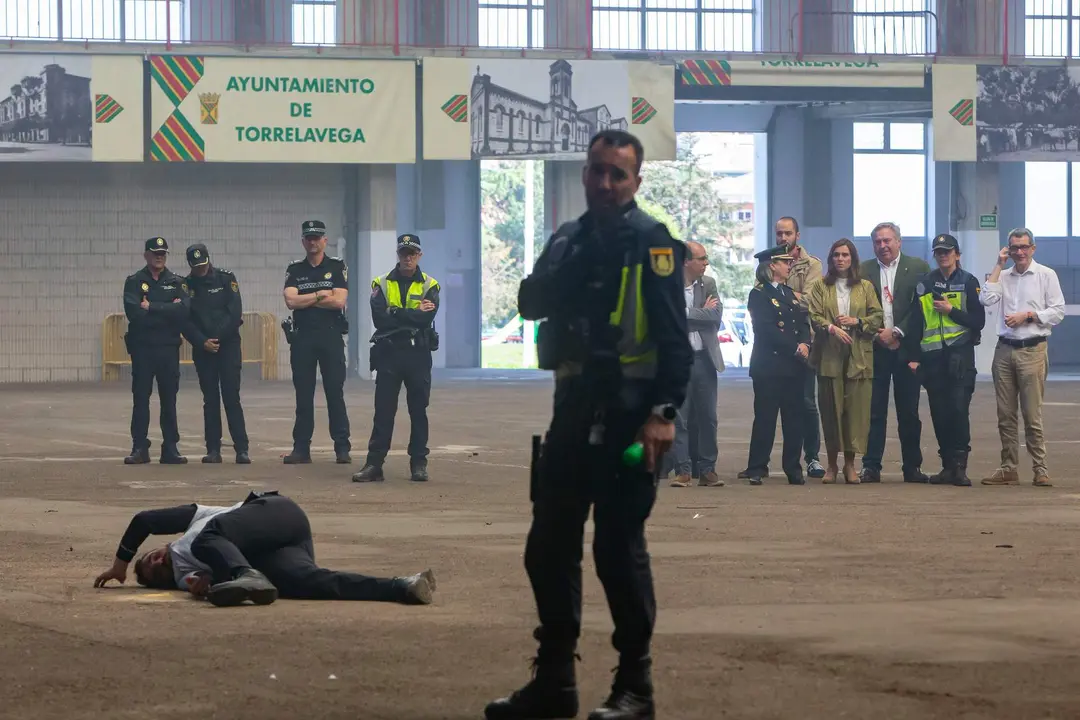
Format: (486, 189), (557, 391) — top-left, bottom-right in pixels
(979, 214), (998, 230)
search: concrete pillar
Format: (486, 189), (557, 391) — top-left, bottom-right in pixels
(349, 164), (398, 380)
(544, 0), (590, 51)
(936, 0), (1017, 59)
(188, 0), (292, 45)
(544, 161), (586, 239)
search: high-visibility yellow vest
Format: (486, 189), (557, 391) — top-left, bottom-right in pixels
(372, 271), (439, 310)
(919, 271), (972, 351)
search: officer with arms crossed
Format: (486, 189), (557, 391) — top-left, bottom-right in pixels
(485, 130), (693, 720)
(902, 233), (985, 486)
(282, 220), (352, 464)
(353, 233), (440, 484)
(122, 237), (191, 465)
(182, 243), (250, 464)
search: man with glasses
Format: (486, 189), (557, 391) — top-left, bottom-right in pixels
(979, 228), (1064, 487)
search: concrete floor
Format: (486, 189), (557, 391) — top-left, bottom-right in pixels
(2, 372), (1080, 719)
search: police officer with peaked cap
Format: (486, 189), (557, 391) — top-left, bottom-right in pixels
(352, 232), (440, 484)
(901, 233), (985, 486)
(122, 236), (192, 465)
(281, 220), (352, 464)
(182, 243), (251, 465)
(742, 244), (810, 486)
(485, 129), (693, 720)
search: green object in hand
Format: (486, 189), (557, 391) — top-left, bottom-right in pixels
(622, 442), (644, 467)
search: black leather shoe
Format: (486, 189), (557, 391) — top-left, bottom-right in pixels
(336, 451), (352, 464)
(236, 451), (251, 464)
(202, 450), (222, 464)
(860, 468), (882, 483)
(587, 688), (655, 720)
(410, 462), (429, 482)
(397, 569), (437, 605)
(787, 473), (805, 485)
(283, 451), (311, 464)
(124, 448), (150, 465)
(207, 568), (278, 607)
(929, 459), (954, 485)
(484, 662), (578, 720)
(160, 451), (188, 465)
(905, 468), (931, 484)
(352, 464), (384, 483)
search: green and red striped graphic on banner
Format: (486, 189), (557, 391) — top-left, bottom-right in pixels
(150, 55), (205, 107)
(631, 97), (656, 125)
(680, 59), (731, 86)
(442, 94), (468, 122)
(949, 98), (974, 126)
(151, 109), (205, 162)
(94, 94), (124, 123)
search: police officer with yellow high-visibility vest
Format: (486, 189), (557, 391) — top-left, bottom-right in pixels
(485, 130), (692, 720)
(902, 233), (985, 487)
(353, 233), (440, 484)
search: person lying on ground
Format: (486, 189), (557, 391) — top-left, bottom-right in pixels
(93, 490), (436, 608)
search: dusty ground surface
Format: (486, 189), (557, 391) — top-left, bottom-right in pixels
(3, 371), (1080, 719)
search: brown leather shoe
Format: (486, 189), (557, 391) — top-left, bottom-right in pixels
(981, 468), (1020, 485)
(669, 474), (691, 487)
(1033, 473), (1053, 487)
(698, 471), (724, 487)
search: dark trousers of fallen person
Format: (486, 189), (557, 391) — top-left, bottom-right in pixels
(94, 491), (435, 607)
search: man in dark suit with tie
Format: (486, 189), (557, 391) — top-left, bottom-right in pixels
(744, 246), (810, 486)
(858, 222), (931, 483)
(670, 241), (724, 488)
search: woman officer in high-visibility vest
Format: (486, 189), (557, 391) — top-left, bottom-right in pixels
(901, 233), (986, 487)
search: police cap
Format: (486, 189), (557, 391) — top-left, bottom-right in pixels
(931, 233), (960, 252)
(754, 245), (794, 263)
(186, 243), (210, 267)
(145, 237), (169, 253)
(301, 220), (327, 237)
(397, 233), (422, 252)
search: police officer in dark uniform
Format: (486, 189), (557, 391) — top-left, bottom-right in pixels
(485, 130), (692, 720)
(122, 237), (191, 465)
(902, 233), (985, 486)
(352, 233), (440, 484)
(743, 245), (810, 486)
(182, 243), (250, 465)
(282, 220), (352, 464)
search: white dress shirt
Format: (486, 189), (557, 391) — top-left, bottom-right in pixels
(685, 282), (703, 352)
(979, 260), (1065, 340)
(169, 501), (244, 587)
(836, 281), (852, 316)
(877, 257), (900, 329)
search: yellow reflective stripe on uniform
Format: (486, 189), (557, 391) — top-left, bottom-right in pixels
(378, 272), (437, 310)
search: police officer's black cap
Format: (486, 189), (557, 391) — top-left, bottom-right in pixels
(145, 237), (169, 253)
(754, 245), (794, 263)
(301, 220), (327, 237)
(186, 243), (210, 267)
(397, 233), (421, 252)
(932, 233), (960, 252)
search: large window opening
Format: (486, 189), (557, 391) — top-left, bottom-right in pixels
(1025, 0), (1080, 58)
(1024, 161), (1080, 238)
(853, 121), (928, 238)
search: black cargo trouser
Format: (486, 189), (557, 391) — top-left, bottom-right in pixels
(863, 346), (924, 473)
(525, 400), (658, 662)
(922, 348), (976, 459)
(290, 328), (350, 454)
(190, 494), (404, 601)
(193, 339), (249, 453)
(366, 343), (432, 466)
(130, 342), (181, 452)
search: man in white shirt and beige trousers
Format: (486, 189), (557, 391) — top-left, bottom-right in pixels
(670, 241), (724, 488)
(979, 228), (1065, 487)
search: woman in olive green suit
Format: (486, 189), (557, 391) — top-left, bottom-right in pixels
(807, 238), (884, 484)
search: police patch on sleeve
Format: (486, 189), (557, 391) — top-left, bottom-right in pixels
(230, 280), (239, 293)
(648, 247), (674, 277)
(916, 281), (925, 295)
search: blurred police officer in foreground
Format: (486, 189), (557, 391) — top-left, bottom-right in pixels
(485, 130), (692, 720)
(282, 220), (352, 464)
(902, 233), (985, 486)
(743, 245), (810, 486)
(352, 233), (440, 484)
(182, 243), (250, 465)
(122, 237), (191, 465)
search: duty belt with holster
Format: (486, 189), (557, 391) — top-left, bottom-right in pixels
(281, 312), (349, 345)
(369, 327), (439, 371)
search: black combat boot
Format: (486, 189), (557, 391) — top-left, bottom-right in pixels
(202, 449), (222, 463)
(282, 449), (311, 464)
(929, 453), (954, 485)
(952, 451), (972, 487)
(485, 632), (579, 720)
(160, 445), (188, 464)
(235, 451), (251, 464)
(207, 568), (278, 607)
(124, 447), (151, 465)
(410, 459), (429, 482)
(335, 450), (352, 464)
(352, 463), (384, 483)
(588, 656), (655, 720)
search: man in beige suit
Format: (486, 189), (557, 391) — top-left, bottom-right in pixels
(671, 241), (724, 488)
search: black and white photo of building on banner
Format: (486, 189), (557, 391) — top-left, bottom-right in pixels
(0, 55), (92, 161)
(977, 65), (1080, 162)
(470, 59), (629, 160)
